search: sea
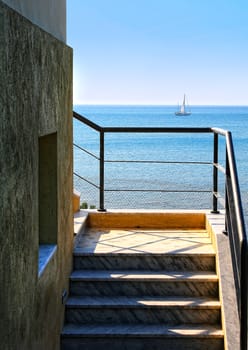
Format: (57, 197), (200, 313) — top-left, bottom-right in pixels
(73, 105), (248, 227)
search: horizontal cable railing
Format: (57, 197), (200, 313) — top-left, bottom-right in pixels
(73, 115), (215, 211)
(73, 111), (247, 350)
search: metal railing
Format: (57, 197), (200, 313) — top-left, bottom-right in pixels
(212, 128), (248, 350)
(74, 111), (217, 211)
(73, 110), (247, 349)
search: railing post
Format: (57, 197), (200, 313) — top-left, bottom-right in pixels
(98, 131), (106, 211)
(241, 241), (248, 350)
(212, 132), (219, 213)
(223, 146), (229, 234)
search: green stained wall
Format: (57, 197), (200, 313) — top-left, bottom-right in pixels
(0, 2), (73, 349)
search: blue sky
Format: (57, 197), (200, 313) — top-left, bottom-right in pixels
(67, 0), (248, 105)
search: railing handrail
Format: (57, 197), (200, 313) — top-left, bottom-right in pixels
(73, 111), (102, 131)
(98, 126), (212, 133)
(211, 127), (228, 136)
(224, 131), (247, 350)
(73, 111), (247, 349)
(73, 111), (213, 133)
(225, 131), (246, 242)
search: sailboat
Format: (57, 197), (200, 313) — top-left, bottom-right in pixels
(175, 94), (191, 116)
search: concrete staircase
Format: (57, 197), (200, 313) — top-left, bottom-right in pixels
(61, 212), (224, 350)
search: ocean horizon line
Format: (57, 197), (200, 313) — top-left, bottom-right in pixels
(73, 103), (248, 108)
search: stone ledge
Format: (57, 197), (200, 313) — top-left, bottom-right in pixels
(206, 211), (240, 350)
(38, 244), (57, 278)
(85, 209), (206, 229)
(74, 210), (88, 235)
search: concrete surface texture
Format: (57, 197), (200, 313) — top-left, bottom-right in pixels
(2, 0), (66, 42)
(61, 211), (225, 349)
(0, 2), (73, 349)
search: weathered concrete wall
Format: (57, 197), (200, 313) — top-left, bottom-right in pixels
(2, 0), (66, 42)
(0, 2), (73, 349)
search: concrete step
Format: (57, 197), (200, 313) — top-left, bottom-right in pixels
(73, 252), (216, 271)
(61, 324), (224, 350)
(65, 296), (221, 325)
(63, 219), (224, 350)
(75, 228), (214, 256)
(70, 270), (219, 297)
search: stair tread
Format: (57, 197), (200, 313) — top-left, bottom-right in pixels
(71, 270), (218, 282)
(74, 228), (215, 255)
(61, 323), (224, 338)
(74, 250), (216, 256)
(66, 296), (221, 309)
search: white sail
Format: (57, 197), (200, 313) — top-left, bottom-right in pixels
(180, 95), (186, 113)
(175, 94), (191, 116)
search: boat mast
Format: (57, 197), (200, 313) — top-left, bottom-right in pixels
(181, 94), (186, 113)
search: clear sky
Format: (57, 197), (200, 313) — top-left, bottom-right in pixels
(67, 0), (248, 105)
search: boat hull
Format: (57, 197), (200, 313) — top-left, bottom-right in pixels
(175, 112), (191, 116)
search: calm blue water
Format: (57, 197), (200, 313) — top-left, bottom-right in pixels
(73, 105), (248, 221)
